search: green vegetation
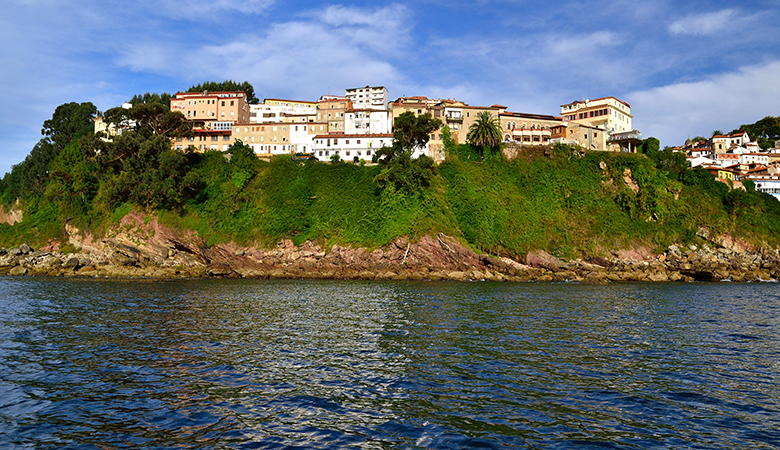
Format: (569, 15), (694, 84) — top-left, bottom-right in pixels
(466, 111), (502, 157)
(186, 80), (259, 104)
(0, 99), (778, 258)
(732, 116), (780, 150)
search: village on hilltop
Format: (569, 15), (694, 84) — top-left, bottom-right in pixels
(94, 85), (780, 200)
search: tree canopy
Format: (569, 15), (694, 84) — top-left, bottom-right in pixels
(187, 81), (259, 104)
(733, 116), (780, 150)
(373, 112), (441, 192)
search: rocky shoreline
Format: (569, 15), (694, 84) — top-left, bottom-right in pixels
(0, 213), (778, 283)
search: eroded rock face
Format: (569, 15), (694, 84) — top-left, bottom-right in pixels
(1, 212), (778, 282)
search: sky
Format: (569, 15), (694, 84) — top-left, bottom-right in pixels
(1, 0), (779, 173)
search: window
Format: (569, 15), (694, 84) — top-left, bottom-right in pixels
(345, 140), (349, 144)
(356, 140), (361, 144)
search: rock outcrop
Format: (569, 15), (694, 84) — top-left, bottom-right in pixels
(0, 213), (777, 282)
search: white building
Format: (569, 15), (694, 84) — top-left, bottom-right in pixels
(560, 97), (633, 134)
(712, 131), (750, 153)
(748, 177), (780, 200)
(345, 109), (392, 135)
(687, 156), (715, 168)
(345, 86), (388, 110)
(312, 134), (394, 162)
(311, 133), (435, 162)
(250, 100), (316, 123)
(740, 153), (770, 165)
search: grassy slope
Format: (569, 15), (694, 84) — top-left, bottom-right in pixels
(2, 149), (778, 258)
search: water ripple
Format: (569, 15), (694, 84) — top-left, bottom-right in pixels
(0, 279), (779, 447)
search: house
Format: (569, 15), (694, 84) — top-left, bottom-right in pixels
(311, 133), (396, 162)
(687, 156), (715, 168)
(747, 176), (780, 200)
(711, 131), (750, 153)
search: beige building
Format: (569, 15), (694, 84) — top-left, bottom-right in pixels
(316, 98), (353, 133)
(170, 91), (250, 125)
(561, 97), (633, 134)
(550, 123), (608, 151)
(712, 131), (750, 153)
(499, 111), (562, 145)
(173, 130), (233, 152)
(230, 122), (329, 156)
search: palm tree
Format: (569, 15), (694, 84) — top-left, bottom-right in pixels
(467, 112), (502, 157)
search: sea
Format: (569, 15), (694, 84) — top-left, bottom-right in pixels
(1, 278), (778, 448)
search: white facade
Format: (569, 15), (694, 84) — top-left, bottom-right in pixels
(712, 132), (750, 152)
(345, 86), (388, 110)
(740, 153), (770, 165)
(749, 177), (780, 200)
(345, 109), (392, 135)
(560, 97), (633, 134)
(250, 102), (316, 123)
(311, 133), (436, 162)
(687, 156), (715, 168)
(289, 122), (326, 154)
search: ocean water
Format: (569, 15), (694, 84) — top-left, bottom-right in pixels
(0, 278), (779, 448)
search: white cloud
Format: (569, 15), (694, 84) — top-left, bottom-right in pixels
(116, 4), (410, 100)
(153, 0), (275, 18)
(627, 60), (780, 146)
(668, 9), (748, 36)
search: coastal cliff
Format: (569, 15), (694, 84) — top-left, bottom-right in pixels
(1, 211), (778, 282)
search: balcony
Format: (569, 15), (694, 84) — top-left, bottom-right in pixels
(445, 114), (463, 123)
(608, 130), (641, 142)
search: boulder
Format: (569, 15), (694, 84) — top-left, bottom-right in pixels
(524, 250), (564, 271)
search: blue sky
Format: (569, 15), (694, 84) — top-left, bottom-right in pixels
(2, 0), (779, 173)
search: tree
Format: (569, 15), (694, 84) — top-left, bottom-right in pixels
(42, 102), (98, 149)
(373, 112), (442, 193)
(104, 103), (192, 138)
(385, 112), (442, 159)
(712, 130), (724, 137)
(466, 111), (502, 157)
(129, 92), (172, 107)
(187, 81), (259, 104)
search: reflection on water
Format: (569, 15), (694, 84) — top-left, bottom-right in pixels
(0, 279), (779, 447)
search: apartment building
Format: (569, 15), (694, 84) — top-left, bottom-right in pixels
(230, 122), (329, 156)
(316, 98), (353, 133)
(173, 130), (233, 152)
(249, 98), (317, 124)
(345, 86), (389, 110)
(170, 91), (250, 124)
(311, 133), (397, 162)
(345, 109), (392, 135)
(560, 97), (633, 134)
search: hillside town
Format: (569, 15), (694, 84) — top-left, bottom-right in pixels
(95, 86), (643, 160)
(94, 85), (780, 200)
(672, 133), (780, 200)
